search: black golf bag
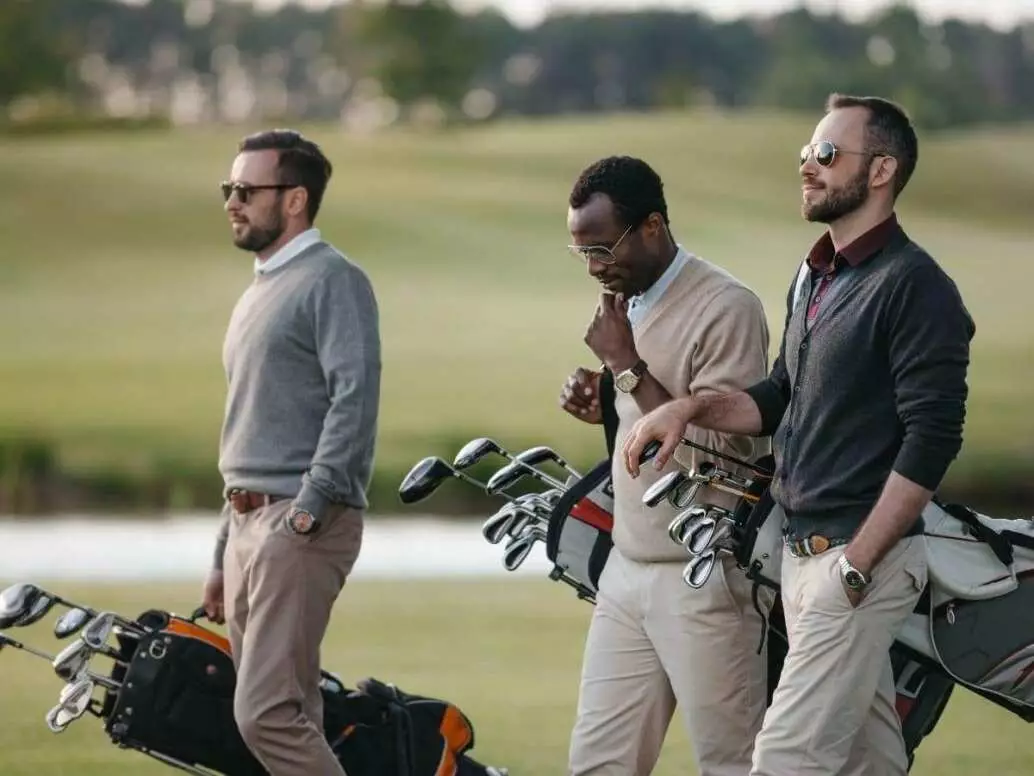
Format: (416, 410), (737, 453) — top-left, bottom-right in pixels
(99, 608), (497, 776)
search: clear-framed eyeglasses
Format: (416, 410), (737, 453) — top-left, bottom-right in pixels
(567, 223), (633, 265)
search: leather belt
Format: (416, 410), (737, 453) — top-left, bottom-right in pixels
(227, 488), (287, 515)
(785, 533), (850, 558)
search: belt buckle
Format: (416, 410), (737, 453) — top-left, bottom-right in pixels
(806, 534), (831, 555)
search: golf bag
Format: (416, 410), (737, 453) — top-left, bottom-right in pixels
(100, 608), (495, 776)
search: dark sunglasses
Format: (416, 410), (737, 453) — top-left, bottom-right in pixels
(799, 140), (871, 168)
(220, 181), (298, 204)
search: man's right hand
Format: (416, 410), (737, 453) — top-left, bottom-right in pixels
(559, 367), (603, 424)
(202, 569), (226, 625)
(621, 398), (696, 477)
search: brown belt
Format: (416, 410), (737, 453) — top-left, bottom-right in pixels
(227, 488), (287, 515)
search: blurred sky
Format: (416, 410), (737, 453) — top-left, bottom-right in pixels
(250, 0), (1034, 31)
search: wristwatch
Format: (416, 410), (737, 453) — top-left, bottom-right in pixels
(614, 359), (649, 394)
(286, 507), (318, 535)
(838, 554), (871, 593)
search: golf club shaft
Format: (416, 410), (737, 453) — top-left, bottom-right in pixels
(0, 633), (54, 661)
(677, 437), (772, 477)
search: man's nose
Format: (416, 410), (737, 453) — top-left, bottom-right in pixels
(586, 256), (607, 277)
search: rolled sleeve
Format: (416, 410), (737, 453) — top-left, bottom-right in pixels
(886, 264), (974, 490)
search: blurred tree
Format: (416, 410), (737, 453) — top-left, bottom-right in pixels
(0, 0), (75, 109)
(342, 0), (486, 119)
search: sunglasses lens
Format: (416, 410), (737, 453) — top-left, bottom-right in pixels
(815, 141), (836, 166)
(220, 183), (232, 202)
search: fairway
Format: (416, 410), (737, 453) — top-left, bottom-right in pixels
(0, 109), (1032, 509)
(0, 578), (1031, 775)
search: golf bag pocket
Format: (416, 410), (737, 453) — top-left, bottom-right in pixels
(928, 570), (1034, 722)
(545, 458), (615, 603)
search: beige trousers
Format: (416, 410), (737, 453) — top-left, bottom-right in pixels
(568, 548), (774, 776)
(750, 537), (927, 776)
(223, 499), (364, 776)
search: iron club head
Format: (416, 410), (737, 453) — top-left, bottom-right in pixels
(643, 470), (687, 508)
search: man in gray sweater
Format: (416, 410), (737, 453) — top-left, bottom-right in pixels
(201, 129), (381, 775)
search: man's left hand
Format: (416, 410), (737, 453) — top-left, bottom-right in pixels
(584, 292), (638, 371)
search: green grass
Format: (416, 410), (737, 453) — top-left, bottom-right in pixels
(0, 579), (1031, 774)
(0, 109), (1032, 510)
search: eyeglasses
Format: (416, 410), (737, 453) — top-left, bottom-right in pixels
(568, 223), (633, 265)
(799, 140), (871, 168)
(220, 181), (298, 204)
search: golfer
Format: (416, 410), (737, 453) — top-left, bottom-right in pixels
(201, 129), (381, 776)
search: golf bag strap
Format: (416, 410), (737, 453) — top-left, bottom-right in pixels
(600, 367), (619, 460)
(939, 501), (1014, 566)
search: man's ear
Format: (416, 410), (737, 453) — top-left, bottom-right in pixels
(643, 212), (665, 238)
(871, 155), (898, 191)
(286, 186), (309, 218)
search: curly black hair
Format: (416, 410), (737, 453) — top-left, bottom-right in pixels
(569, 155), (670, 228)
(238, 129), (333, 222)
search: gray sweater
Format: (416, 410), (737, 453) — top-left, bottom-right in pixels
(212, 241), (381, 568)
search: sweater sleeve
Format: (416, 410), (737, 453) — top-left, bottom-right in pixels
(744, 269), (798, 437)
(885, 263), (974, 490)
(676, 286), (772, 469)
(293, 264), (382, 521)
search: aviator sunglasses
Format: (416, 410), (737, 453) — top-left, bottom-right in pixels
(220, 181), (298, 204)
(799, 140), (872, 168)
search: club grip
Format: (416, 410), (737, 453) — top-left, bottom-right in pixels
(638, 440), (662, 464)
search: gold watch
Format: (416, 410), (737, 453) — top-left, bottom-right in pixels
(614, 359), (648, 394)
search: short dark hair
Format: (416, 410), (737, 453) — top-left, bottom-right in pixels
(238, 129), (333, 222)
(825, 93), (918, 198)
(569, 155), (670, 228)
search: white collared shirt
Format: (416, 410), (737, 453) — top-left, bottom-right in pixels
(254, 228), (322, 276)
(626, 245), (692, 328)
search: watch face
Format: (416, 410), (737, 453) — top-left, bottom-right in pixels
(289, 510), (316, 534)
(615, 372), (639, 393)
(845, 570), (866, 590)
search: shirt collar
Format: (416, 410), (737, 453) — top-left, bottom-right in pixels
(805, 213), (903, 274)
(627, 245), (691, 326)
(254, 228), (322, 276)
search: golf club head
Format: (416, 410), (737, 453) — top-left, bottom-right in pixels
(502, 533), (540, 571)
(683, 550), (718, 589)
(83, 612), (116, 651)
(697, 460), (753, 491)
(668, 506), (707, 545)
(685, 517), (718, 556)
(513, 446), (559, 468)
(47, 677), (96, 732)
(15, 592), (57, 628)
(398, 457), (456, 504)
(52, 639), (91, 682)
(54, 608), (92, 640)
(453, 437), (505, 470)
(697, 519), (735, 555)
(482, 506), (519, 545)
(643, 470), (687, 508)
(670, 479), (703, 509)
(0, 583), (42, 629)
(485, 461), (529, 495)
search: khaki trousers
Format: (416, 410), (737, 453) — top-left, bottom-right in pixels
(750, 537), (927, 776)
(223, 499), (363, 776)
(568, 548), (773, 776)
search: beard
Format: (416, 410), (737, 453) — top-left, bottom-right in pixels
(802, 167), (870, 224)
(232, 211), (285, 253)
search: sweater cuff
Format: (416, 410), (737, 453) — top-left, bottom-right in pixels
(294, 480), (335, 524)
(744, 379), (787, 437)
(892, 442), (955, 492)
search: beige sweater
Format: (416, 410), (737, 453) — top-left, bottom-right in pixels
(611, 255), (772, 562)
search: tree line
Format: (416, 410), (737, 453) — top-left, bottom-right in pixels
(3, 0), (1034, 131)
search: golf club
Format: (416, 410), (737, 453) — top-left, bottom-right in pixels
(45, 677), (99, 733)
(502, 526), (547, 571)
(695, 460), (754, 491)
(0, 583), (97, 630)
(481, 504), (524, 544)
(683, 549), (719, 589)
(684, 515), (733, 556)
(0, 631), (55, 661)
(398, 456), (521, 505)
(642, 470), (687, 507)
(673, 437), (772, 478)
(512, 445), (582, 480)
(54, 608), (92, 640)
(667, 505), (709, 545)
(485, 458), (565, 494)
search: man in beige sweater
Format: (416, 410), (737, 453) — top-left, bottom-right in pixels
(559, 156), (773, 776)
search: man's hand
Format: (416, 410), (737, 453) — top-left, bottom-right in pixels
(621, 398), (696, 476)
(839, 576), (865, 609)
(584, 292), (638, 373)
(559, 368), (603, 424)
(202, 569), (226, 625)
